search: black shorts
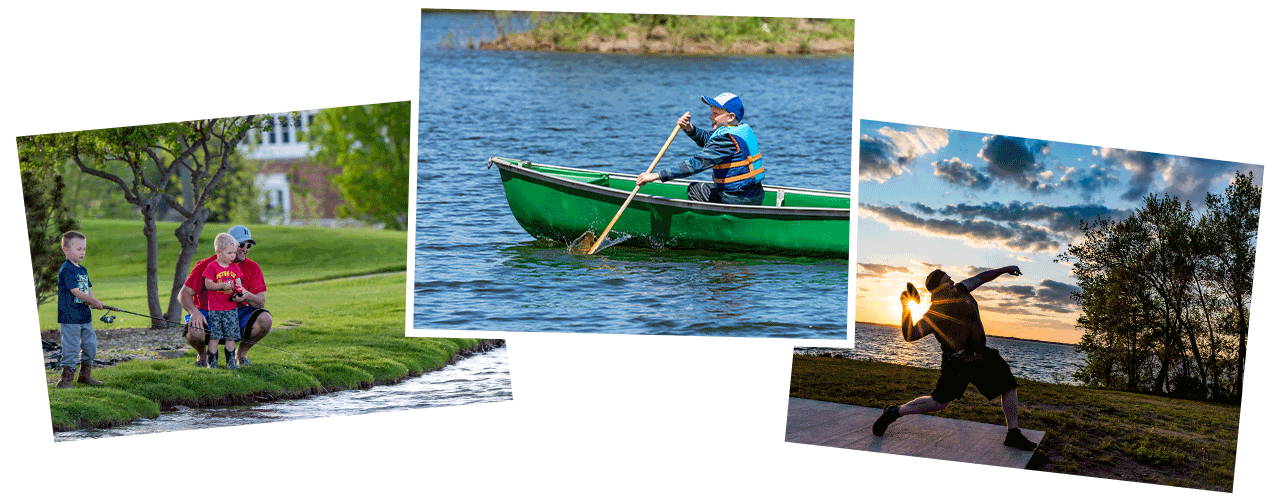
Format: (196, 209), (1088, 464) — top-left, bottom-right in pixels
(686, 182), (764, 205)
(931, 348), (1018, 403)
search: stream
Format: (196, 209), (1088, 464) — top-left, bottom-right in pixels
(54, 346), (511, 441)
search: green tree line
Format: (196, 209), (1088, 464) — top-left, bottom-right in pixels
(1058, 172), (1260, 402)
(19, 102), (410, 318)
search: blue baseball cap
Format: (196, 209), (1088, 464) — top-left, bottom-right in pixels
(228, 225), (256, 245)
(701, 92), (745, 121)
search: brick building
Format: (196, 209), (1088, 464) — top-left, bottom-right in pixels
(243, 110), (354, 227)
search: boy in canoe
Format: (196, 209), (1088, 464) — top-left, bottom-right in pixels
(635, 92), (765, 205)
(873, 266), (1039, 451)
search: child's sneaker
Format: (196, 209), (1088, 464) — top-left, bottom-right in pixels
(1004, 428), (1038, 450)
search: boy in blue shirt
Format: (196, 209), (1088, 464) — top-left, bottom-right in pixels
(56, 231), (107, 389)
(635, 92), (765, 205)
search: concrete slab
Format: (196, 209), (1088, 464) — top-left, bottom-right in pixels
(785, 397), (1044, 469)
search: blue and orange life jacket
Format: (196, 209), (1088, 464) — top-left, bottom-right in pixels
(710, 124), (764, 191)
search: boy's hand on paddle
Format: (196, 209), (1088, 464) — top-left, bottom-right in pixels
(636, 172), (661, 187)
(676, 112), (692, 133)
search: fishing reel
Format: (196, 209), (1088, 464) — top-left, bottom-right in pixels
(100, 312), (116, 324)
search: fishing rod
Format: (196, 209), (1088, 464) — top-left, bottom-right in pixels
(100, 305), (187, 327)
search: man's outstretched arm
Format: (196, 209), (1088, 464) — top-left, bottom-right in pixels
(961, 265), (1022, 292)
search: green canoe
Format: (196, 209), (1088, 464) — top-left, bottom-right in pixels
(490, 157), (850, 258)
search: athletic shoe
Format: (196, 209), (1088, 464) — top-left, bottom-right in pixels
(1004, 428), (1038, 450)
(872, 405), (900, 436)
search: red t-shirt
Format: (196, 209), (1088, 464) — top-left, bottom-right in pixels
(202, 260), (243, 311)
(186, 255), (267, 310)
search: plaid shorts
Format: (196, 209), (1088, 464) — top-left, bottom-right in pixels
(205, 309), (241, 341)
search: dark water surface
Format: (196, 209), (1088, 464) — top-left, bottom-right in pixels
(414, 12), (853, 338)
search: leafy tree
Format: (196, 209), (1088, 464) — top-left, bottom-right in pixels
(1060, 173), (1260, 402)
(308, 101), (410, 231)
(18, 115), (280, 327)
(1201, 171), (1261, 399)
(19, 148), (79, 306)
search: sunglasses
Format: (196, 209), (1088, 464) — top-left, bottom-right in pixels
(239, 243), (253, 249)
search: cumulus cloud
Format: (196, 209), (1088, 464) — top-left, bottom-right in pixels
(933, 156), (992, 190)
(857, 263), (912, 277)
(858, 126), (950, 183)
(1098, 147), (1264, 205)
(859, 203), (1060, 253)
(1058, 163), (1121, 195)
(978, 135), (1056, 193)
(862, 200), (1135, 258)
(935, 201), (1130, 234)
(1036, 279), (1081, 307)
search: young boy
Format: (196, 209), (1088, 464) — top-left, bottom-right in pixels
(202, 233), (244, 369)
(56, 231), (106, 388)
(634, 92), (765, 205)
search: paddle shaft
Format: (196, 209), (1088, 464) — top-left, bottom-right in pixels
(588, 118), (686, 254)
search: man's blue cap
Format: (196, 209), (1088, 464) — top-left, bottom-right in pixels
(228, 225), (256, 245)
(701, 92), (745, 121)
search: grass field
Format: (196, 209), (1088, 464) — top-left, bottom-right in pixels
(790, 355), (1239, 492)
(40, 219), (493, 432)
(35, 219), (408, 329)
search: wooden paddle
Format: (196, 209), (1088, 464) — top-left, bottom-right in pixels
(584, 114), (687, 255)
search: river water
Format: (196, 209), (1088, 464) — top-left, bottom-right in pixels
(797, 323), (1084, 385)
(54, 346), (511, 441)
(414, 11), (853, 339)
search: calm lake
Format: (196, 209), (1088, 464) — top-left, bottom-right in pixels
(414, 12), (853, 338)
(797, 322), (1084, 385)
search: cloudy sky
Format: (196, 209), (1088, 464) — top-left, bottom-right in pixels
(856, 120), (1264, 344)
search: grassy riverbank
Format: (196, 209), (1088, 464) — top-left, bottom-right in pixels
(40, 220), (498, 432)
(452, 11), (854, 55)
(791, 355), (1238, 492)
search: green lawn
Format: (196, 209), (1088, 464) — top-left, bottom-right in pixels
(42, 220), (492, 432)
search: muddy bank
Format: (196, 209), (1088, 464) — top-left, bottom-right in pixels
(42, 327), (189, 376)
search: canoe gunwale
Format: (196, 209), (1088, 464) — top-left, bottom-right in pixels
(489, 157), (851, 220)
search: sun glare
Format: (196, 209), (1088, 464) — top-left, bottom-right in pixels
(907, 298), (930, 323)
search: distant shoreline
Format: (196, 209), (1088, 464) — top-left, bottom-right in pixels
(854, 320), (1078, 348)
(436, 11), (854, 56)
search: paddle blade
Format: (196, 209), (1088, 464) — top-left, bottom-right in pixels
(568, 230), (597, 254)
(588, 233), (631, 254)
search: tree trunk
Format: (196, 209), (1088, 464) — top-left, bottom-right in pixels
(140, 196), (164, 329)
(167, 208), (209, 321)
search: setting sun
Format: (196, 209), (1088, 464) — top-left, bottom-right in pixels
(911, 298), (931, 321)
